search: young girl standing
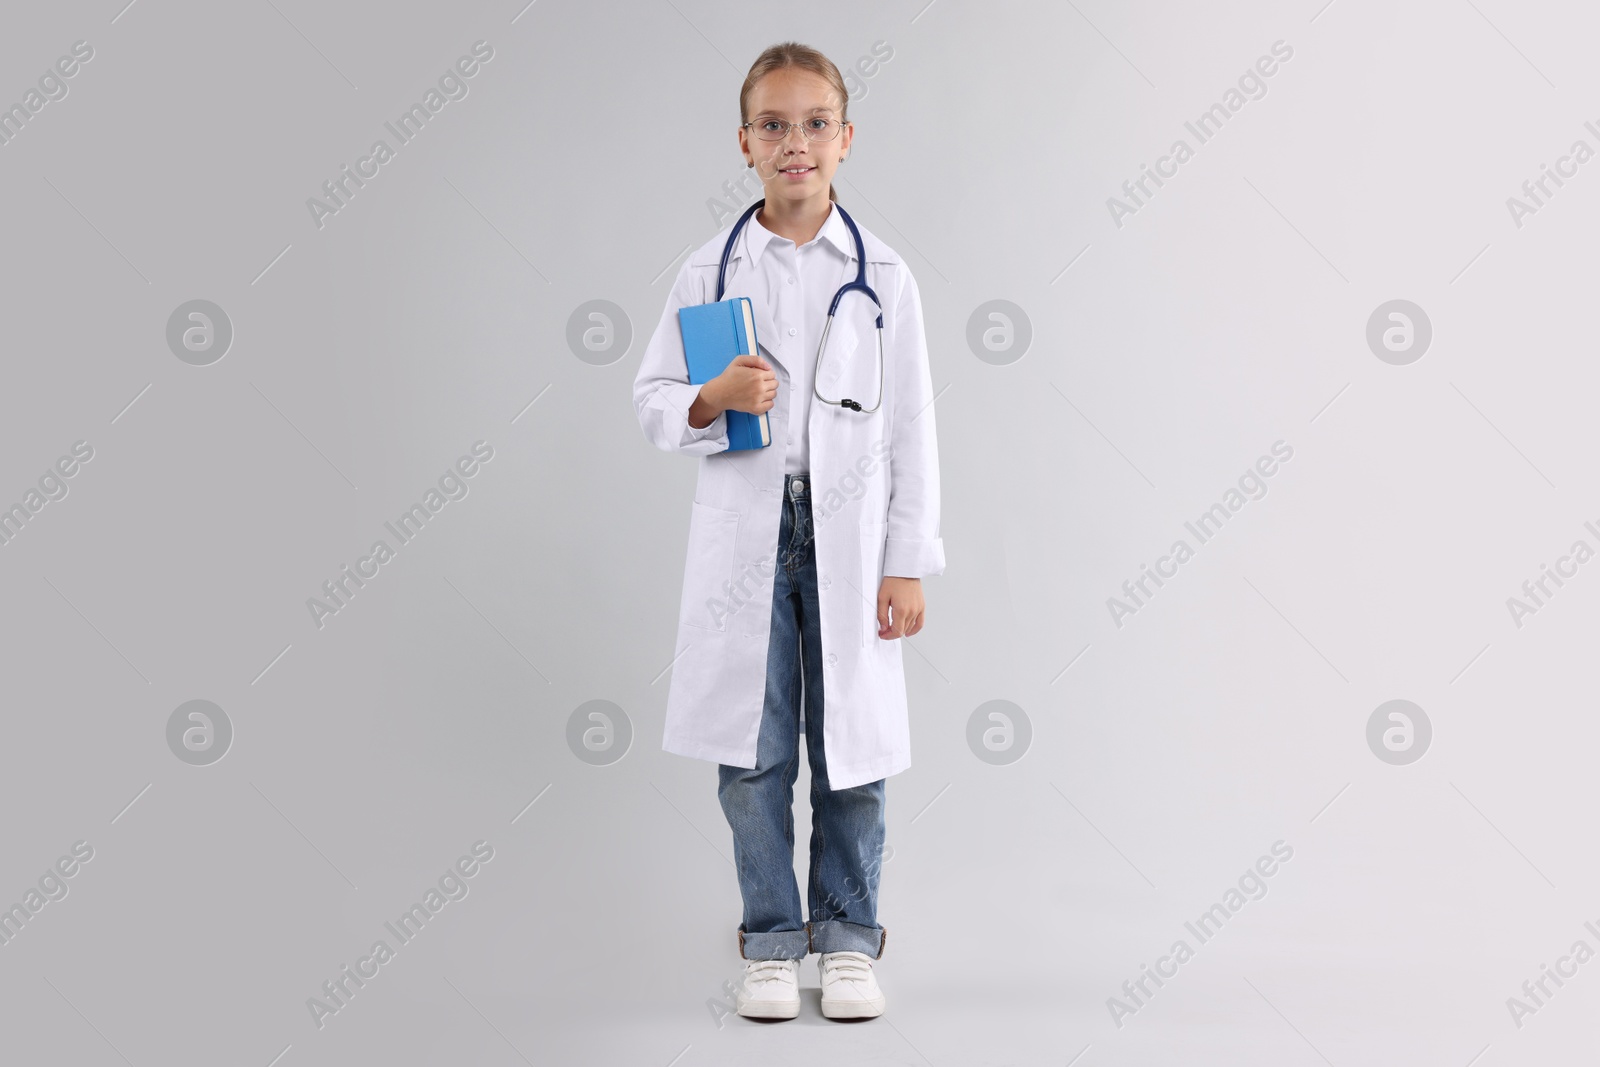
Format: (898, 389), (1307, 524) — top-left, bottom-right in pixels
(633, 42), (944, 1021)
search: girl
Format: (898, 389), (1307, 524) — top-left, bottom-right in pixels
(633, 41), (944, 1021)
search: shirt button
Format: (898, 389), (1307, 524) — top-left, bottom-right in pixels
(787, 277), (795, 284)
(788, 327), (797, 336)
(827, 653), (838, 667)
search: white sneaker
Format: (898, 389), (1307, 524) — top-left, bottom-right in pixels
(735, 958), (801, 1019)
(818, 950), (886, 1019)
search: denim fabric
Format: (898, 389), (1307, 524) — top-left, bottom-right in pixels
(717, 473), (889, 961)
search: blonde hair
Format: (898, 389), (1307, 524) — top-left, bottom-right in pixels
(739, 42), (848, 203)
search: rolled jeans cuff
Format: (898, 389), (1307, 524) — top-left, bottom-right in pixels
(737, 925), (809, 960)
(807, 919), (886, 959)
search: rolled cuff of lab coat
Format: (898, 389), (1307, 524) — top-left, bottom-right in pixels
(667, 382), (730, 453)
(883, 537), (945, 579)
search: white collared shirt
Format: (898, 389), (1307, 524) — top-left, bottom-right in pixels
(686, 201), (856, 476)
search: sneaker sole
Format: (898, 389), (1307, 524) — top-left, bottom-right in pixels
(736, 998), (801, 1019)
(820, 995), (886, 1019)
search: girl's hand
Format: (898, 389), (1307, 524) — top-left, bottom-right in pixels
(707, 354), (778, 415)
(877, 577), (925, 639)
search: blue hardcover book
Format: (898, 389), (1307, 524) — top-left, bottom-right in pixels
(677, 297), (772, 451)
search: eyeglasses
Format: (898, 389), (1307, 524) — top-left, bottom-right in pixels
(742, 117), (847, 142)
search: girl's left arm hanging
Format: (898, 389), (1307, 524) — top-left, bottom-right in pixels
(881, 262), (946, 580)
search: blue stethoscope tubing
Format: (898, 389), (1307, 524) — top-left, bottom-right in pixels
(714, 198), (884, 413)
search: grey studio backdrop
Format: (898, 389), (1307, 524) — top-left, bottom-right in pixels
(2, 0), (1598, 1064)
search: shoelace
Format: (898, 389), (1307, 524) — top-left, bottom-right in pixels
(821, 951), (873, 984)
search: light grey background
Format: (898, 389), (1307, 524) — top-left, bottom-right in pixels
(2, 0), (1597, 1064)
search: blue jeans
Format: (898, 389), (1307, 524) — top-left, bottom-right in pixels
(717, 472), (889, 961)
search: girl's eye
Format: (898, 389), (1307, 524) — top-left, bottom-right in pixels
(807, 118), (830, 130)
(761, 120), (784, 132)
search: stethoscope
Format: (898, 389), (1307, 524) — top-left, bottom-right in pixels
(715, 198), (884, 413)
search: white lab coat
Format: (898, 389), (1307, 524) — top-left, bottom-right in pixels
(633, 207), (945, 791)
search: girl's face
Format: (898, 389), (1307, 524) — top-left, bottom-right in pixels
(740, 67), (852, 207)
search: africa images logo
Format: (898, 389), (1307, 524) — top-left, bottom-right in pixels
(305, 840), (494, 1029)
(1106, 40), (1295, 228)
(1106, 441), (1294, 628)
(1106, 840), (1294, 1028)
(305, 41), (495, 230)
(306, 441), (495, 629)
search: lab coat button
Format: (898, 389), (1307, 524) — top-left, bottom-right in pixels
(827, 653), (838, 667)
(788, 327), (797, 336)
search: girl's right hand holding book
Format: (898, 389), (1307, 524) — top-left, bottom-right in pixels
(690, 355), (777, 428)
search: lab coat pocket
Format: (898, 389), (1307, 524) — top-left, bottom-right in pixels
(859, 520), (887, 646)
(680, 502), (742, 632)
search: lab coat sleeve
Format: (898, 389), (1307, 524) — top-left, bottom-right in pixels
(633, 260), (731, 456)
(882, 263), (947, 579)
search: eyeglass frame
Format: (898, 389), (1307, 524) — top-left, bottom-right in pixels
(740, 116), (850, 142)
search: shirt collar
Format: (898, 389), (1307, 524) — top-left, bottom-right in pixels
(746, 201), (854, 265)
